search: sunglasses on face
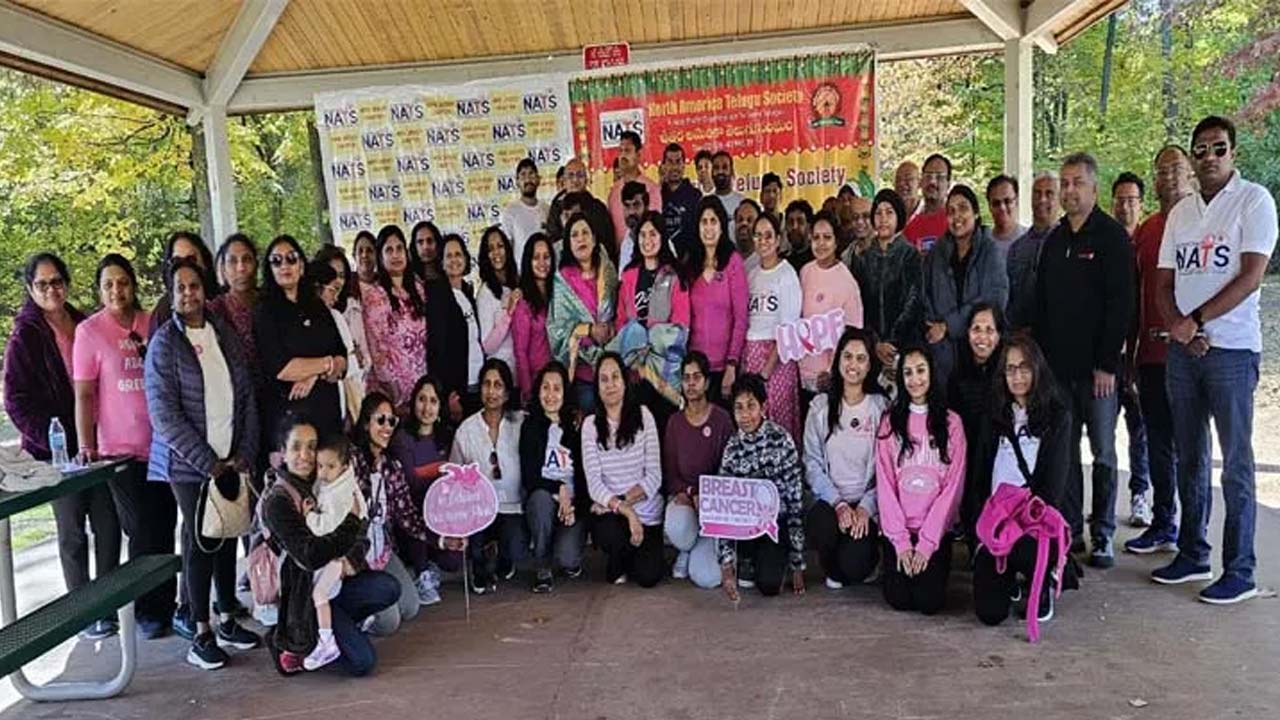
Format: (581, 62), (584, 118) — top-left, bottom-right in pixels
(128, 331), (147, 361)
(373, 413), (399, 428)
(268, 251), (301, 267)
(1192, 141), (1229, 160)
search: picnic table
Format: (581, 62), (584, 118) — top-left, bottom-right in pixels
(0, 459), (178, 702)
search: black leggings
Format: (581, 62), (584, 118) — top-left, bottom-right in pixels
(973, 537), (1060, 626)
(109, 463), (178, 622)
(592, 514), (664, 588)
(805, 501), (880, 584)
(50, 483), (120, 596)
(881, 538), (952, 615)
(733, 536), (790, 597)
(172, 482), (238, 625)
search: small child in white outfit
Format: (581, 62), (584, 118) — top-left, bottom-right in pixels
(303, 436), (366, 671)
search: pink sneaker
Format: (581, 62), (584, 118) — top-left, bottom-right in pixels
(303, 634), (340, 671)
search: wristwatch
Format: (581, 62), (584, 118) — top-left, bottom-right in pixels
(1190, 308), (1205, 328)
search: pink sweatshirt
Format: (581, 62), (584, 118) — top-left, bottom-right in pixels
(875, 407), (966, 560)
(689, 252), (749, 372)
(511, 297), (551, 402)
(615, 265), (691, 330)
(798, 260), (864, 390)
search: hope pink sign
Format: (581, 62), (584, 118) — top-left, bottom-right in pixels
(423, 463), (499, 538)
(774, 308), (846, 364)
(697, 475), (780, 542)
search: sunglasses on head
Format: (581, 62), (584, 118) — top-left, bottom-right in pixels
(373, 413), (398, 428)
(1192, 141), (1229, 160)
(268, 251), (301, 267)
(128, 331), (147, 361)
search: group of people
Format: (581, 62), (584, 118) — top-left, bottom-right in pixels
(3, 114), (1273, 679)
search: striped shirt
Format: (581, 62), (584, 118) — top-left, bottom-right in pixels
(582, 406), (663, 525)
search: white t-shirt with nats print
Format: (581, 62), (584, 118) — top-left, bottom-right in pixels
(1157, 171), (1278, 352)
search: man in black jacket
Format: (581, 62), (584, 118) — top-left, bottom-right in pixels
(1034, 152), (1134, 569)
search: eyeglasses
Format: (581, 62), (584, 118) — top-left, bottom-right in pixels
(566, 171), (588, 181)
(372, 413), (399, 428)
(489, 449), (502, 480)
(922, 171), (949, 182)
(268, 252), (301, 267)
(1004, 363), (1033, 378)
(1191, 141), (1229, 160)
(128, 331), (147, 361)
(32, 278), (66, 293)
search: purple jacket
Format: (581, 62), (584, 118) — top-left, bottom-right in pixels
(3, 299), (86, 459)
(144, 312), (258, 484)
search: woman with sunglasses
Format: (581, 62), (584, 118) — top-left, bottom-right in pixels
(448, 358), (527, 594)
(350, 392), (434, 635)
(254, 235), (348, 442)
(363, 225), (427, 410)
(72, 253), (178, 639)
(5, 252), (122, 641)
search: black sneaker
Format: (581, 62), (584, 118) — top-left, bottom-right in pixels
(497, 558), (517, 582)
(79, 619), (118, 641)
(1037, 583), (1055, 623)
(172, 605), (196, 641)
(138, 616), (171, 640)
(187, 632), (229, 670)
(471, 564), (495, 595)
(1069, 534), (1086, 555)
(563, 565), (584, 579)
(215, 619), (261, 651)
(532, 569), (554, 594)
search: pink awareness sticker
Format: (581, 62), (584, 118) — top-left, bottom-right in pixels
(422, 462), (500, 538)
(697, 475), (780, 543)
(774, 307), (846, 364)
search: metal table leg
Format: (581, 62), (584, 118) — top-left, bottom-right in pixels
(0, 516), (138, 702)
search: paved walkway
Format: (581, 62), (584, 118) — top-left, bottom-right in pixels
(4, 487), (1278, 720)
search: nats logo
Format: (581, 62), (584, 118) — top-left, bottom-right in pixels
(1175, 234), (1231, 274)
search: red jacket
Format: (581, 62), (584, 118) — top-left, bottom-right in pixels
(1133, 212), (1169, 367)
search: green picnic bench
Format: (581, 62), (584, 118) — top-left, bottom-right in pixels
(0, 459), (180, 701)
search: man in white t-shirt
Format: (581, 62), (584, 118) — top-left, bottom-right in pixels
(500, 158), (548, 271)
(1152, 115), (1278, 605)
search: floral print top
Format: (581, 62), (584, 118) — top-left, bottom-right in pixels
(351, 445), (431, 555)
(361, 279), (427, 409)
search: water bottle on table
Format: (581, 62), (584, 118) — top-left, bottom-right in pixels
(48, 417), (71, 470)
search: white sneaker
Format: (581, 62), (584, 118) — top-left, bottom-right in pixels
(737, 577), (756, 589)
(415, 570), (441, 605)
(672, 551), (690, 579)
(825, 577), (845, 590)
(613, 574), (628, 585)
(1129, 494), (1153, 528)
(303, 633), (340, 671)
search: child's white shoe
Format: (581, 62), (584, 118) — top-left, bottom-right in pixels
(303, 632), (340, 671)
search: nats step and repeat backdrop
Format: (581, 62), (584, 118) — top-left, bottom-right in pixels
(315, 48), (876, 247)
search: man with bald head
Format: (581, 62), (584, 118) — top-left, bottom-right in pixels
(1005, 171), (1060, 331)
(546, 157), (613, 253)
(895, 161), (922, 219)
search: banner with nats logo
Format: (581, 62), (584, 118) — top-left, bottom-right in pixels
(314, 77), (574, 247)
(568, 48), (877, 203)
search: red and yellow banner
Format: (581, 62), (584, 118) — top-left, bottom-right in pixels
(569, 50), (877, 202)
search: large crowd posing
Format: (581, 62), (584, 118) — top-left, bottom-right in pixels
(3, 114), (1275, 677)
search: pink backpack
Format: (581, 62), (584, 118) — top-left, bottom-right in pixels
(976, 483), (1070, 643)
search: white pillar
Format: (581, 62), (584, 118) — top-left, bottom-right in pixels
(202, 106), (237, 244)
(1003, 38), (1034, 226)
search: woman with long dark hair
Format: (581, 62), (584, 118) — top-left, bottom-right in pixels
(475, 225), (521, 370)
(686, 196), (748, 405)
(972, 334), (1078, 627)
(5, 252), (121, 640)
(315, 243), (371, 379)
(919, 185), (1008, 387)
(426, 234), (486, 422)
(583, 352), (664, 587)
(209, 234), (261, 383)
(520, 361), (588, 592)
(875, 345), (966, 615)
(362, 224), (427, 410)
(948, 302), (1005, 535)
(803, 327), (889, 590)
(409, 221), (443, 284)
(512, 233), (556, 402)
(253, 235), (347, 440)
(547, 212), (618, 414)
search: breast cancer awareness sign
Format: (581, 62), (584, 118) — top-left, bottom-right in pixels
(423, 463), (499, 539)
(697, 475), (780, 543)
(775, 307), (846, 364)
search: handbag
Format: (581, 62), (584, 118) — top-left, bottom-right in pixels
(199, 467), (253, 542)
(343, 374), (365, 425)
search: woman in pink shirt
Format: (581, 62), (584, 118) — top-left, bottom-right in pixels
(799, 210), (864, 402)
(512, 233), (556, 403)
(875, 345), (966, 615)
(362, 225), (428, 411)
(73, 253), (176, 637)
(686, 196), (748, 406)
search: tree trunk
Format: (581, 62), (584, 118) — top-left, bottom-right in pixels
(308, 118), (334, 245)
(188, 123), (215, 246)
(1099, 14), (1118, 123)
(1161, 0), (1178, 142)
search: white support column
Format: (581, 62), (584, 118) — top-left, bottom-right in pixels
(203, 107), (237, 244)
(1004, 38), (1034, 226)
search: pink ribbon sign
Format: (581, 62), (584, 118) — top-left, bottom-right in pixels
(775, 308), (846, 364)
(423, 463), (499, 538)
(697, 475), (780, 543)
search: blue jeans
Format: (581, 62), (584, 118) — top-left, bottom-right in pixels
(1166, 344), (1259, 583)
(1138, 364), (1178, 533)
(1064, 377), (1120, 540)
(332, 570), (400, 676)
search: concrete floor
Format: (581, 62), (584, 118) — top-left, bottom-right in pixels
(4, 491), (1279, 720)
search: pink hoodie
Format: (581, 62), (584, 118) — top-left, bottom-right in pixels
(875, 407), (966, 560)
(616, 264), (691, 330)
